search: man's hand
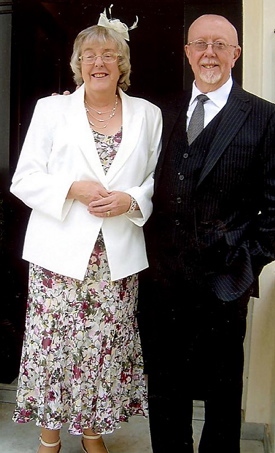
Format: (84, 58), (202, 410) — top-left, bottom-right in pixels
(51, 90), (71, 96)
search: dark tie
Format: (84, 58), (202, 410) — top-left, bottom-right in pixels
(187, 94), (209, 145)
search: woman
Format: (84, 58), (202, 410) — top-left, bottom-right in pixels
(10, 6), (162, 453)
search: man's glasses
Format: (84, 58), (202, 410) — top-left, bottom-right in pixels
(79, 52), (121, 65)
(187, 40), (237, 51)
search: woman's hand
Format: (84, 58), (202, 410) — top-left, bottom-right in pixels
(88, 191), (133, 217)
(67, 181), (110, 206)
(68, 183), (135, 217)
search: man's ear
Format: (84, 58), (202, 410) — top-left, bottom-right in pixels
(184, 44), (191, 61)
(231, 46), (242, 68)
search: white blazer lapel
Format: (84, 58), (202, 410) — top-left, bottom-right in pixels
(106, 89), (143, 182)
(66, 85), (107, 184)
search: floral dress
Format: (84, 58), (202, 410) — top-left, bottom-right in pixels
(12, 128), (148, 435)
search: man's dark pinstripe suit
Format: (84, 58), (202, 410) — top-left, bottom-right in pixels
(138, 81), (275, 453)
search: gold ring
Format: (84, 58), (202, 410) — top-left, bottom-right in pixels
(106, 210), (111, 217)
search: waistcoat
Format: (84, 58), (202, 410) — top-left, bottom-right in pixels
(152, 107), (224, 281)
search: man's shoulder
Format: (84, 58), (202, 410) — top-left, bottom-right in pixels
(232, 82), (275, 111)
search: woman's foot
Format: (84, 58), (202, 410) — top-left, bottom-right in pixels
(37, 435), (61, 453)
(81, 432), (109, 453)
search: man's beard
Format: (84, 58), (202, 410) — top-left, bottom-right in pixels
(199, 71), (222, 85)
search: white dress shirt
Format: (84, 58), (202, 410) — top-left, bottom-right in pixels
(186, 76), (233, 129)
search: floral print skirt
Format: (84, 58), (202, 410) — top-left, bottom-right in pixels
(12, 233), (148, 435)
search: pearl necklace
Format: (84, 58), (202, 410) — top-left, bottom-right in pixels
(85, 95), (118, 129)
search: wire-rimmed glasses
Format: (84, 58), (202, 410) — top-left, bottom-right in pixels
(79, 52), (121, 65)
(187, 40), (237, 51)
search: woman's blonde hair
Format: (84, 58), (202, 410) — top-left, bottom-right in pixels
(70, 25), (131, 91)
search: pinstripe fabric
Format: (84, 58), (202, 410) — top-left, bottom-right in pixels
(138, 80), (275, 453)
(148, 81), (275, 302)
(138, 81), (275, 453)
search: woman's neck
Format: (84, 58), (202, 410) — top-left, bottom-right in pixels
(84, 89), (122, 136)
(84, 90), (118, 111)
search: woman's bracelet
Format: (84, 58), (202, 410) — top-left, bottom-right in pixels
(127, 196), (138, 214)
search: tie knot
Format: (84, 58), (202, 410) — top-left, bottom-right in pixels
(196, 94), (209, 104)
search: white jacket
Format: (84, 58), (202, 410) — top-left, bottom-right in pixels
(10, 85), (162, 281)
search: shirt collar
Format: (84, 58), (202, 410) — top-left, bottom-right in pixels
(190, 76), (233, 108)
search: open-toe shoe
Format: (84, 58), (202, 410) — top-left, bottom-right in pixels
(81, 433), (109, 453)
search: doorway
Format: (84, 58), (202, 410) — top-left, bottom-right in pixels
(0, 0), (243, 385)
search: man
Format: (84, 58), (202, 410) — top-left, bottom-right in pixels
(138, 14), (275, 453)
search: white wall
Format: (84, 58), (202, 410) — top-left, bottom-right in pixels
(242, 0), (275, 449)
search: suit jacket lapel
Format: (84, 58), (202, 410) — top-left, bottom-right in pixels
(197, 83), (252, 186)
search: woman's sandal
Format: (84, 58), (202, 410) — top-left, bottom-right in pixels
(81, 433), (109, 453)
(39, 436), (61, 452)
